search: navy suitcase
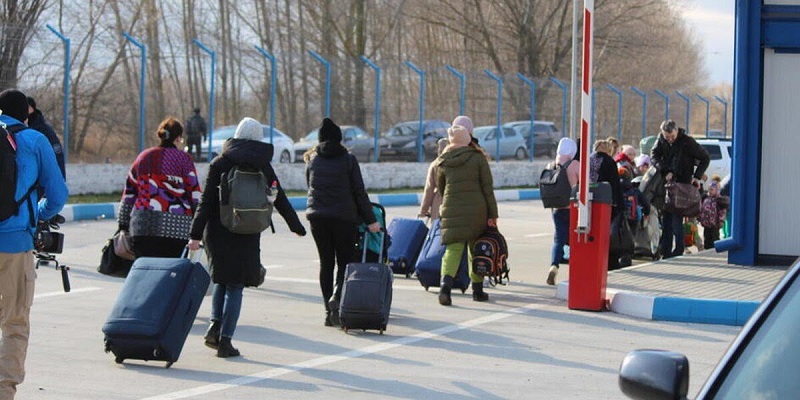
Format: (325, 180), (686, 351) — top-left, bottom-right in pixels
(339, 232), (392, 334)
(386, 218), (428, 277)
(102, 255), (210, 368)
(414, 219), (470, 293)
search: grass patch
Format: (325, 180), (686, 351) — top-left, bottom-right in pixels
(69, 186), (536, 204)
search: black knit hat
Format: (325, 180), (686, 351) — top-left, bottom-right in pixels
(318, 117), (342, 143)
(0, 89), (29, 122)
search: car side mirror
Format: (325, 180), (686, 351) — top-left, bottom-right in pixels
(619, 350), (689, 400)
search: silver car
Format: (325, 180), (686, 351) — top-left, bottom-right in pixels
(472, 125), (529, 160)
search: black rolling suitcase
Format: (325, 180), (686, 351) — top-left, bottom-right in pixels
(339, 231), (392, 334)
(102, 251), (210, 368)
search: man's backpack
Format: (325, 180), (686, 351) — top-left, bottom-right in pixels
(219, 165), (274, 234)
(539, 160), (573, 208)
(471, 226), (510, 286)
(1, 124), (37, 223)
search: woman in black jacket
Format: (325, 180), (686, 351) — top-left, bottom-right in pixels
(188, 117), (306, 357)
(305, 118), (380, 327)
(590, 139), (625, 269)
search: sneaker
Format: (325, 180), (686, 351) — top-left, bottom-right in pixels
(546, 265), (558, 286)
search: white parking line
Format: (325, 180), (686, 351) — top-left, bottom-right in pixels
(524, 233), (551, 238)
(34, 287), (101, 299)
(140, 301), (545, 400)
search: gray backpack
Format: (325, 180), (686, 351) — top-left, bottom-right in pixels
(219, 165), (274, 234)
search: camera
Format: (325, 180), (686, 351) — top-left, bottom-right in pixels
(33, 214), (70, 292)
(34, 214), (65, 254)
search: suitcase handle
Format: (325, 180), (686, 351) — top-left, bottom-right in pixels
(182, 245), (204, 263)
(361, 230), (386, 263)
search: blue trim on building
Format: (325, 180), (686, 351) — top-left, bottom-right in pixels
(518, 189), (540, 200)
(377, 193), (420, 207)
(721, 0), (762, 265)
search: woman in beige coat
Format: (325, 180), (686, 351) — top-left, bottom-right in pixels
(418, 138), (449, 220)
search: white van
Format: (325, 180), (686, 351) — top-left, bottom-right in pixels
(696, 138), (732, 181)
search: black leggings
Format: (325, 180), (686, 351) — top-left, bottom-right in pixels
(310, 218), (358, 308)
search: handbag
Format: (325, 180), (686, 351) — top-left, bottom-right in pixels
(664, 182), (702, 217)
(98, 238), (133, 278)
(244, 264), (267, 287)
(113, 230), (135, 261)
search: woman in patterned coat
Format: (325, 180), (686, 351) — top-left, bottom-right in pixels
(117, 117), (202, 258)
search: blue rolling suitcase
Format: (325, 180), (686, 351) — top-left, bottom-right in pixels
(102, 254), (210, 368)
(414, 219), (470, 293)
(386, 218), (428, 277)
(339, 232), (392, 334)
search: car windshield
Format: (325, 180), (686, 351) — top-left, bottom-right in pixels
(711, 273), (800, 398)
(210, 127), (236, 141)
(303, 131), (318, 142)
(473, 127), (497, 140)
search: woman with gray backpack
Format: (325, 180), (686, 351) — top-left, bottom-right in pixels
(188, 117), (306, 358)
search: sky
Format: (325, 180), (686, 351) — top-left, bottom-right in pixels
(679, 0), (736, 85)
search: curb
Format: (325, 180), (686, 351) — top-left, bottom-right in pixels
(62, 188), (541, 222)
(555, 281), (760, 326)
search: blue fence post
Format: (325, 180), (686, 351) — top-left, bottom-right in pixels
(517, 73), (536, 161)
(548, 77), (568, 137)
(605, 83), (623, 141)
(695, 94), (711, 138)
(360, 56), (381, 163)
(123, 33), (146, 154)
(46, 24), (71, 163)
(445, 65), (466, 116)
(194, 39), (216, 160)
(308, 50), (331, 118)
(485, 70), (504, 163)
(631, 86), (648, 139)
(714, 96), (729, 138)
(654, 89), (670, 121)
(405, 61), (426, 163)
(254, 46), (277, 143)
(676, 91), (691, 134)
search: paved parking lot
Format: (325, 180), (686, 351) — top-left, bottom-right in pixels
(18, 203), (740, 399)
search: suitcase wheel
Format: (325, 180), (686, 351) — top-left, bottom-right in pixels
(405, 273), (411, 278)
(114, 356), (124, 364)
(460, 288), (467, 294)
(423, 286), (429, 291)
(165, 362), (173, 369)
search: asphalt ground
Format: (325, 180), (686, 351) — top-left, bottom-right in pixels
(17, 203), (741, 399)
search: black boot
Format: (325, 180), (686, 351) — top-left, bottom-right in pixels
(439, 275), (453, 306)
(216, 336), (240, 358)
(204, 320), (221, 349)
(472, 281), (489, 302)
(327, 292), (341, 327)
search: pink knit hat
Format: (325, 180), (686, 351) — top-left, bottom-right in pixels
(451, 115), (474, 135)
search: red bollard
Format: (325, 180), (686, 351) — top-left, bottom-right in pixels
(568, 183), (613, 311)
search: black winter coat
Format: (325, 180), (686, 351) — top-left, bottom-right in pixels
(305, 141), (376, 225)
(590, 151), (624, 210)
(650, 132), (710, 184)
(27, 109), (66, 179)
(190, 139), (306, 285)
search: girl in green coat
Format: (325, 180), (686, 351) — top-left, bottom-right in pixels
(436, 115), (499, 305)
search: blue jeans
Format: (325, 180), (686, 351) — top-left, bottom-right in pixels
(659, 211), (684, 258)
(211, 283), (244, 338)
(551, 209), (570, 267)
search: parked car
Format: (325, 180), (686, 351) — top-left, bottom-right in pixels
(381, 120), (449, 161)
(696, 138), (732, 180)
(504, 120), (560, 158)
(472, 125), (528, 160)
(294, 125), (385, 163)
(619, 258), (800, 399)
(198, 125), (294, 163)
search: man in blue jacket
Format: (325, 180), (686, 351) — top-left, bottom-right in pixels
(0, 89), (68, 400)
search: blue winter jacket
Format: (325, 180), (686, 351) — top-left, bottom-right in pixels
(0, 114), (69, 253)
